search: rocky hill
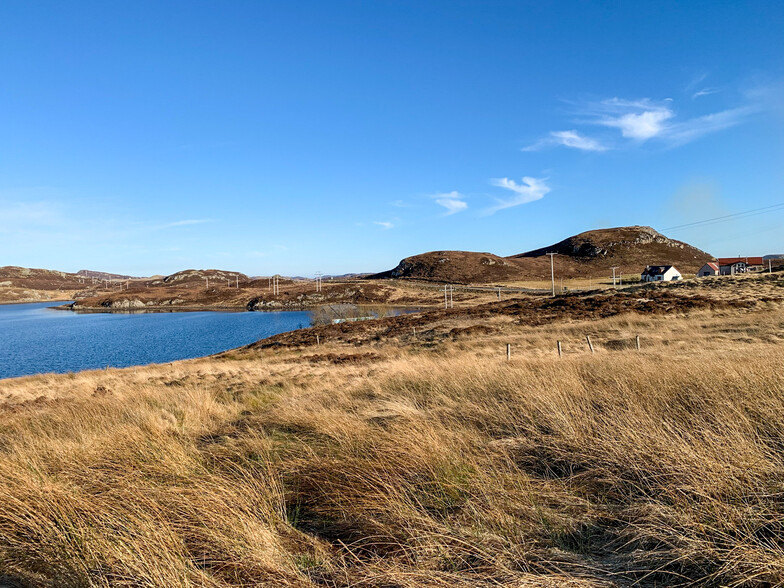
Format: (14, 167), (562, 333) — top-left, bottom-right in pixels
(371, 226), (715, 283)
(151, 269), (250, 286)
(370, 251), (524, 283)
(0, 266), (84, 289)
(0, 266), (88, 303)
(510, 226), (714, 278)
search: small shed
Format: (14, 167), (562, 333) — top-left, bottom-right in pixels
(697, 262), (719, 277)
(641, 265), (682, 282)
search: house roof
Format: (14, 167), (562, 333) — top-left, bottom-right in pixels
(718, 257), (764, 266)
(703, 262), (719, 271)
(641, 265), (676, 276)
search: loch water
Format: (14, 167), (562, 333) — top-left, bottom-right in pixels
(0, 302), (312, 380)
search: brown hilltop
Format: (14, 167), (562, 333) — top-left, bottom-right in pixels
(0, 266), (87, 303)
(510, 225), (715, 279)
(371, 226), (715, 284)
(370, 251), (523, 283)
(0, 266), (84, 290)
(150, 269), (250, 286)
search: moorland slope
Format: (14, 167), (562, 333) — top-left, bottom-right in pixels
(1, 272), (783, 587)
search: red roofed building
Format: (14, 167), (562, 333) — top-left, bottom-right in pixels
(718, 257), (764, 275)
(697, 262), (719, 277)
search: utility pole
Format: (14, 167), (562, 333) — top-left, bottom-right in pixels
(547, 253), (557, 297)
(450, 284), (453, 308)
(236, 275), (239, 288)
(611, 267), (619, 287)
(770, 259), (773, 274)
(444, 284), (448, 309)
(315, 272), (322, 292)
(205, 277), (209, 289)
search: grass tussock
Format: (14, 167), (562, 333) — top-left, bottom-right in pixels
(1, 307), (784, 586)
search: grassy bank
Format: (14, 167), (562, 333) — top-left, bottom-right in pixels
(1, 292), (783, 586)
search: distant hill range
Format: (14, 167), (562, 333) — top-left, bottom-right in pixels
(0, 267), (146, 290)
(0, 226), (727, 292)
(77, 269), (139, 281)
(371, 226), (715, 283)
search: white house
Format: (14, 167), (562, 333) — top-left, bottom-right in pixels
(641, 265), (682, 282)
(697, 262), (719, 277)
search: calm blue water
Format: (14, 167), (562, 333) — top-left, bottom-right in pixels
(0, 302), (312, 380)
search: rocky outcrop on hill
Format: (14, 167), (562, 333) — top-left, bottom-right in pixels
(513, 226), (702, 259)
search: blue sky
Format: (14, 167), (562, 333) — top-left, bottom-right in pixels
(1, 1), (783, 276)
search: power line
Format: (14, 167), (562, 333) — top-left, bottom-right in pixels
(547, 253), (556, 297)
(663, 202), (784, 232)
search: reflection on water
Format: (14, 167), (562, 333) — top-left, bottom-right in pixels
(310, 304), (420, 325)
(0, 302), (421, 380)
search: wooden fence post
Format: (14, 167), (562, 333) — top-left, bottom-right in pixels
(557, 341), (562, 357)
(316, 334), (320, 346)
(635, 335), (641, 351)
(506, 343), (511, 361)
(586, 335), (594, 353)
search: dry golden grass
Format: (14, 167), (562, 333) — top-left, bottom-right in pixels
(1, 293), (784, 586)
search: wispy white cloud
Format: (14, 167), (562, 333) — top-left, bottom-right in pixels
(373, 221), (394, 229)
(581, 96), (757, 145)
(590, 98), (674, 140)
(664, 105), (758, 144)
(432, 191), (468, 215)
(153, 219), (213, 230)
(485, 176), (550, 214)
(523, 130), (607, 152)
(692, 87), (720, 99)
(390, 199), (412, 208)
(551, 130), (607, 151)
(527, 89), (762, 151)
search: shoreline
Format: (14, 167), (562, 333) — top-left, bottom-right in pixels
(0, 297), (74, 306)
(51, 302), (428, 314)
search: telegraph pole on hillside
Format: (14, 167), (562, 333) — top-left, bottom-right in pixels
(547, 253), (557, 297)
(611, 267), (619, 287)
